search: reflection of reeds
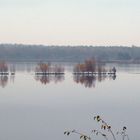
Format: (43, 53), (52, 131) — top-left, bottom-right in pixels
(53, 75), (65, 83)
(35, 75), (50, 85)
(10, 75), (15, 83)
(0, 74), (15, 88)
(35, 75), (64, 85)
(0, 76), (8, 88)
(74, 75), (116, 88)
(74, 75), (96, 88)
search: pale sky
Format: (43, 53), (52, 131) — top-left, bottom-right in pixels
(0, 0), (140, 46)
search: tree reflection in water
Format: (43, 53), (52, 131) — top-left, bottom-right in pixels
(0, 75), (15, 88)
(35, 75), (64, 85)
(10, 75), (15, 83)
(74, 75), (116, 88)
(0, 76), (8, 88)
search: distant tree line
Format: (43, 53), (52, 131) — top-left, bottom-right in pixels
(0, 44), (140, 62)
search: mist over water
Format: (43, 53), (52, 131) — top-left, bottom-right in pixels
(0, 62), (140, 140)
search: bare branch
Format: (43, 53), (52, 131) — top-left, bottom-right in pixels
(64, 130), (91, 140)
(94, 115), (116, 140)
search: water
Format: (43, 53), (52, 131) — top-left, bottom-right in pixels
(0, 63), (140, 140)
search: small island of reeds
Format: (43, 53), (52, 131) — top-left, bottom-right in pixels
(35, 62), (65, 75)
(0, 61), (15, 75)
(73, 59), (116, 76)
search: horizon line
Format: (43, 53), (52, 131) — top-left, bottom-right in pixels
(0, 43), (138, 47)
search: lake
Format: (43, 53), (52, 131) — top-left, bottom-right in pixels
(0, 63), (140, 140)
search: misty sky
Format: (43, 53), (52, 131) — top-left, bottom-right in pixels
(0, 0), (140, 46)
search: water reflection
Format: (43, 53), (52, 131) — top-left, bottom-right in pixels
(10, 75), (15, 83)
(74, 75), (116, 88)
(0, 75), (15, 88)
(35, 75), (64, 85)
(0, 76), (8, 88)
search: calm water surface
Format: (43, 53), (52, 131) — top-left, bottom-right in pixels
(0, 63), (140, 140)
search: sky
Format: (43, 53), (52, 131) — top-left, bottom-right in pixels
(0, 0), (140, 46)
